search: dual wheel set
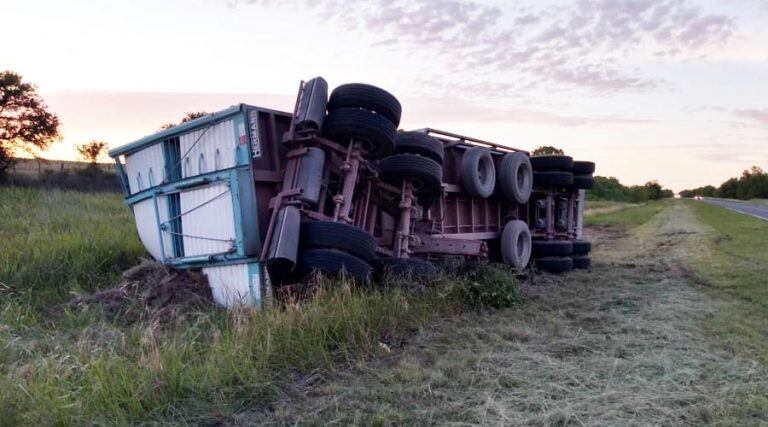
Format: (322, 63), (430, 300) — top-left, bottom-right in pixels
(287, 82), (591, 282)
(531, 155), (595, 191)
(532, 239), (592, 274)
(292, 83), (442, 282)
(530, 155), (596, 273)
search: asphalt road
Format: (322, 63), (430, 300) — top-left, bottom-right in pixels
(701, 198), (768, 221)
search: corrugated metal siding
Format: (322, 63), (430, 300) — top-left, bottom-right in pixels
(179, 182), (236, 256)
(124, 143), (165, 194)
(132, 197), (173, 260)
(179, 119), (237, 178)
(203, 263), (250, 307)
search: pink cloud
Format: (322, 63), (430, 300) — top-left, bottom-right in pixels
(733, 108), (768, 126)
(238, 0), (736, 95)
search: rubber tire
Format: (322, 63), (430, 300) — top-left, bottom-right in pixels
(395, 131), (444, 164)
(530, 155), (573, 171)
(498, 152), (533, 204)
(379, 154), (443, 193)
(327, 83), (402, 127)
(571, 175), (594, 190)
(300, 221), (377, 262)
(535, 256), (573, 274)
(532, 240), (573, 257)
(501, 220), (532, 270)
(297, 248), (372, 283)
(572, 240), (591, 255)
(460, 147), (496, 198)
(572, 255), (591, 269)
(534, 171), (573, 187)
(571, 161), (595, 175)
(322, 108), (396, 159)
(376, 257), (439, 281)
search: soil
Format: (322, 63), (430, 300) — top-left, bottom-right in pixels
(66, 259), (213, 323)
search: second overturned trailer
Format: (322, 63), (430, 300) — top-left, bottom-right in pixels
(109, 77), (595, 308)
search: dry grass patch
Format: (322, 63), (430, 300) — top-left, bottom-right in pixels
(241, 202), (767, 425)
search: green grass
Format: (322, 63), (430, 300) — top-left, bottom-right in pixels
(684, 200), (768, 363)
(0, 186), (146, 310)
(0, 282), (461, 425)
(584, 199), (627, 210)
(584, 200), (667, 228)
(0, 185), (516, 424)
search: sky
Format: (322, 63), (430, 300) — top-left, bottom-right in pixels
(2, 0), (768, 192)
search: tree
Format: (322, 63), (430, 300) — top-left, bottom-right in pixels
(589, 176), (674, 202)
(77, 140), (108, 164)
(644, 180), (665, 200)
(589, 176), (631, 202)
(532, 146), (565, 156)
(0, 71), (60, 175)
(158, 111), (210, 131)
(682, 165), (768, 200)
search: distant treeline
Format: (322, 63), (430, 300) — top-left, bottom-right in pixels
(680, 166), (768, 200)
(588, 176), (674, 203)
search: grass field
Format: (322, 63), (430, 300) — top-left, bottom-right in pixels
(0, 186), (515, 425)
(584, 199), (639, 217)
(584, 199), (666, 227)
(242, 199), (768, 424)
(2, 188), (767, 424)
(685, 200), (768, 365)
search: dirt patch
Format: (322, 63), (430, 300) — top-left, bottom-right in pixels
(65, 260), (213, 323)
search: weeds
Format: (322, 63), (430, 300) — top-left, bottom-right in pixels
(456, 265), (519, 309)
(0, 186), (527, 423)
(585, 199), (667, 228)
(0, 186), (145, 311)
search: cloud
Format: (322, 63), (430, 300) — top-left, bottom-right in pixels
(733, 108), (768, 126)
(235, 0), (736, 95)
(401, 97), (657, 128)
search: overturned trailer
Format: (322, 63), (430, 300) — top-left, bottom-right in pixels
(109, 77), (594, 308)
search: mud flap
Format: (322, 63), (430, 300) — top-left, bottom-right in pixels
(296, 147), (325, 207)
(266, 205), (301, 279)
(294, 77), (328, 131)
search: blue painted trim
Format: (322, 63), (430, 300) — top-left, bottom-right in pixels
(162, 137), (182, 183)
(151, 192), (167, 263)
(229, 169), (246, 256)
(124, 168), (236, 205)
(167, 255), (260, 269)
(113, 158), (130, 196)
(167, 192), (184, 257)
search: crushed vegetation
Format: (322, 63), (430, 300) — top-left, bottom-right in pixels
(64, 260), (214, 324)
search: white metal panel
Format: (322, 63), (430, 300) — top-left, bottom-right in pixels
(132, 197), (173, 260)
(124, 143), (165, 194)
(203, 263), (260, 307)
(179, 119), (236, 178)
(179, 182), (236, 257)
